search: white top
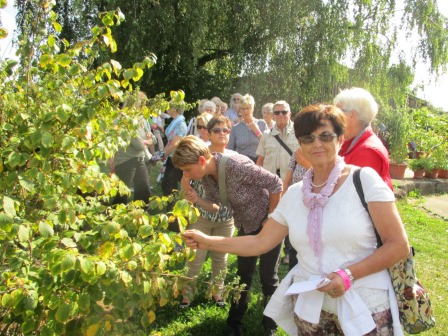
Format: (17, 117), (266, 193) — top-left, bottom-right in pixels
(264, 167), (403, 335)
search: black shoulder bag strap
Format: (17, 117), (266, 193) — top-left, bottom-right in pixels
(353, 168), (383, 248)
(272, 129), (293, 156)
(354, 168), (414, 255)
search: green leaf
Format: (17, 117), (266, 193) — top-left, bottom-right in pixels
(139, 225), (153, 238)
(96, 261), (106, 276)
(123, 69), (134, 80)
(18, 224), (30, 243)
(19, 177), (34, 192)
(55, 302), (71, 323)
(2, 293), (13, 307)
(6, 151), (21, 168)
(39, 221), (54, 237)
(41, 132), (54, 148)
(21, 319), (36, 333)
(78, 293), (90, 311)
(80, 257), (94, 275)
(119, 244), (135, 261)
(53, 22), (62, 33)
(61, 238), (77, 248)
(55, 54), (72, 67)
(61, 254), (76, 271)
(132, 68), (144, 81)
(2, 195), (16, 217)
(97, 85), (108, 98)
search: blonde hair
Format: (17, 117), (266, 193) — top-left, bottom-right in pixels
(241, 94), (255, 107)
(197, 113), (213, 126)
(172, 135), (212, 168)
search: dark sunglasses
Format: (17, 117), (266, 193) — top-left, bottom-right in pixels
(197, 125), (207, 130)
(298, 132), (337, 145)
(273, 110), (289, 116)
(211, 127), (230, 134)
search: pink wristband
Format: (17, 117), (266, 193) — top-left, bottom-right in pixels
(334, 269), (352, 291)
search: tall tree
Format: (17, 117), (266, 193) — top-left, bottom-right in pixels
(16, 0), (448, 112)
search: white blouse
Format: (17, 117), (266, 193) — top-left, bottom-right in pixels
(265, 167), (403, 335)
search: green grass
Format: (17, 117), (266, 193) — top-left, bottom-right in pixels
(145, 194), (447, 336)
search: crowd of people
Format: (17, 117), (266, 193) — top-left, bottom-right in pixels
(110, 88), (408, 336)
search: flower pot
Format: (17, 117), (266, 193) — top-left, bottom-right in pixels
(424, 169), (440, 179)
(389, 163), (407, 179)
(437, 169), (448, 179)
(413, 170), (425, 179)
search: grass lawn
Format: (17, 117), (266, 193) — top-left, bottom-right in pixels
(145, 180), (447, 335)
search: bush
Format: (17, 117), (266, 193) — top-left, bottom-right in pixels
(0, 7), (202, 335)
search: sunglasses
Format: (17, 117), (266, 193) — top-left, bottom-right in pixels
(232, 98), (240, 101)
(298, 132), (337, 145)
(273, 110), (289, 116)
(197, 125), (207, 130)
(211, 127), (230, 134)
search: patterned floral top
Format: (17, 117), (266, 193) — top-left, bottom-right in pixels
(201, 152), (283, 233)
(288, 155), (308, 184)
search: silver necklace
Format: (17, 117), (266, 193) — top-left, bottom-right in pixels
(310, 178), (328, 188)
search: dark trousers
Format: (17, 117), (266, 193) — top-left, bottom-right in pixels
(113, 157), (151, 204)
(161, 157), (183, 197)
(227, 227), (282, 331)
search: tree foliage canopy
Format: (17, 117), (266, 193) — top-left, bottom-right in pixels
(15, 0), (447, 112)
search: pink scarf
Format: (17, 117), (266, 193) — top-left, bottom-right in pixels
(302, 156), (345, 270)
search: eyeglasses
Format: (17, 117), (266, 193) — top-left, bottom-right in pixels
(298, 132), (337, 145)
(197, 125), (207, 130)
(273, 110), (289, 116)
(211, 127), (230, 134)
(232, 98), (240, 101)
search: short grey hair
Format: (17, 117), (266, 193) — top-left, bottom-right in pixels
(273, 100), (291, 112)
(262, 103), (274, 114)
(202, 100), (217, 112)
(333, 87), (378, 126)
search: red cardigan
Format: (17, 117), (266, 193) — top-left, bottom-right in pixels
(340, 127), (393, 190)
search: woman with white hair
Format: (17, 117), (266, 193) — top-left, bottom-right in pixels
(225, 93), (243, 125)
(261, 102), (275, 130)
(228, 94), (267, 162)
(334, 87), (393, 190)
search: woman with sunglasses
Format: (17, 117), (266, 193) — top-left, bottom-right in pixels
(173, 134), (283, 336)
(228, 94), (267, 163)
(182, 104), (409, 336)
(196, 113), (213, 144)
(178, 116), (235, 309)
(225, 93), (243, 125)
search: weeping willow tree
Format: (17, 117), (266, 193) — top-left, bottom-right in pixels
(14, 0), (448, 112)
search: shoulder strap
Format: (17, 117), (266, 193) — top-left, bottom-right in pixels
(273, 132), (293, 156)
(353, 168), (383, 247)
(218, 154), (230, 206)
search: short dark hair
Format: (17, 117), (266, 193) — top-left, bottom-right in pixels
(207, 116), (232, 133)
(293, 104), (346, 139)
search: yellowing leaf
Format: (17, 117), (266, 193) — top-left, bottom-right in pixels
(148, 310), (156, 324)
(86, 323), (100, 336)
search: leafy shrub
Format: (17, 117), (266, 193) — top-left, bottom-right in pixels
(0, 7), (203, 335)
